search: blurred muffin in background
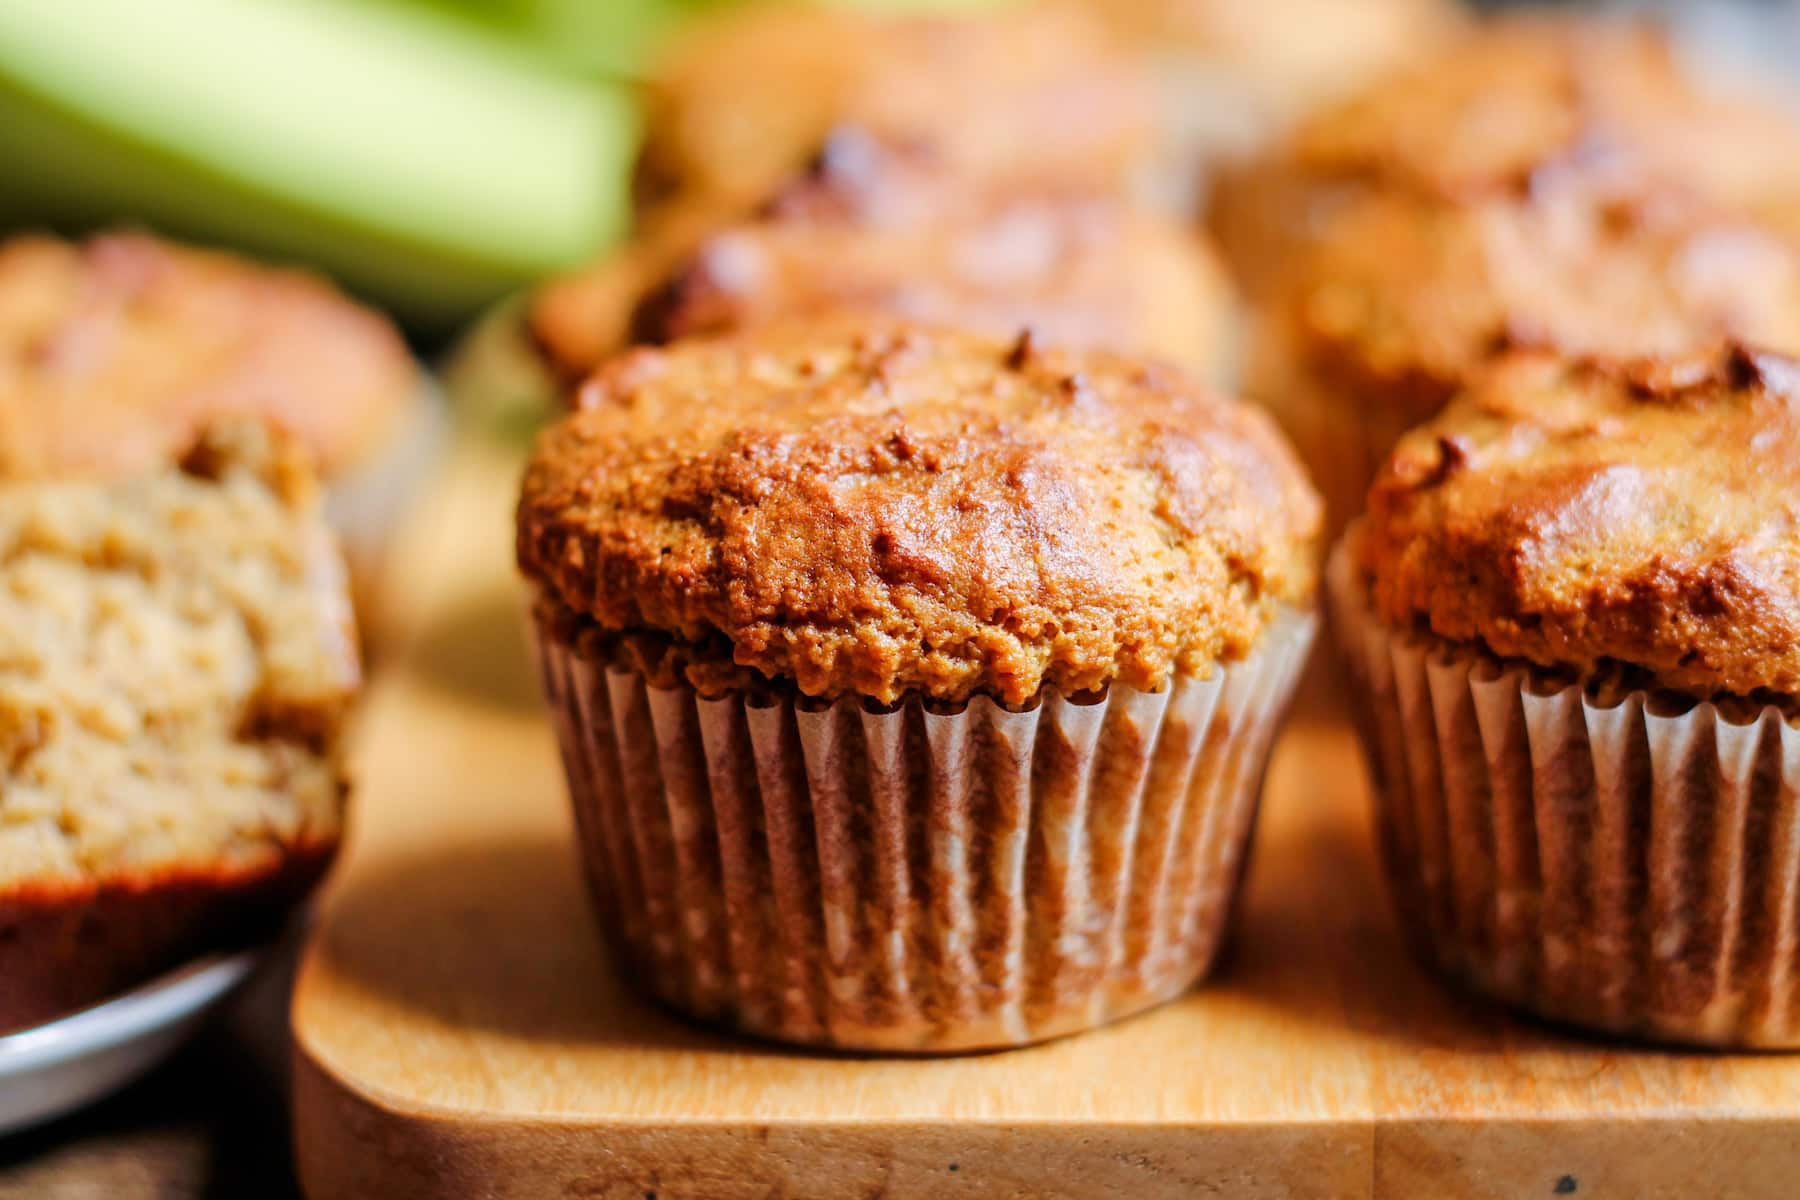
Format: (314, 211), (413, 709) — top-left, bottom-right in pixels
(1209, 13), (1800, 301)
(1092, 0), (1464, 204)
(458, 3), (1231, 425)
(536, 130), (1235, 385)
(509, 200), (726, 402)
(634, 0), (1156, 218)
(1252, 172), (1800, 534)
(0, 422), (358, 1032)
(0, 231), (437, 616)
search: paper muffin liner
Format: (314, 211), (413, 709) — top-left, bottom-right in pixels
(323, 382), (446, 624)
(1328, 541), (1800, 1048)
(534, 609), (1315, 1053)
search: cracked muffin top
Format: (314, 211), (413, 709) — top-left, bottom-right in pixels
(1355, 348), (1800, 701)
(0, 421), (358, 887)
(0, 231), (418, 481)
(518, 320), (1320, 706)
(1286, 176), (1800, 425)
(633, 1), (1153, 216)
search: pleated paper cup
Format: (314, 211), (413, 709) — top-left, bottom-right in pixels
(1329, 541), (1800, 1048)
(534, 609), (1316, 1053)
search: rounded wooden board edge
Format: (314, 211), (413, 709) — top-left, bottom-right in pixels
(295, 1036), (1800, 1200)
(292, 1044), (1376, 1200)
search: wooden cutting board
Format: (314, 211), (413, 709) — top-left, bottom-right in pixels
(292, 439), (1800, 1200)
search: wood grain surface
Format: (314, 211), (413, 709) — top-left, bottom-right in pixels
(293, 439), (1800, 1199)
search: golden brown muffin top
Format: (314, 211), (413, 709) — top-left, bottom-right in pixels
(633, 1), (1154, 216)
(630, 134), (1232, 376)
(1288, 176), (1800, 425)
(1356, 349), (1800, 701)
(0, 421), (357, 885)
(518, 321), (1320, 705)
(0, 232), (419, 481)
(1278, 14), (1800, 210)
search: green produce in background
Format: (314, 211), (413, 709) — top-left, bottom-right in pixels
(0, 0), (639, 334)
(396, 0), (738, 78)
(0, 0), (1012, 337)
(404, 0), (1004, 76)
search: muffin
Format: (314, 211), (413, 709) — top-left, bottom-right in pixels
(542, 132), (1234, 383)
(1089, 0), (1462, 202)
(497, 4), (1184, 417)
(0, 231), (438, 614)
(510, 128), (1237, 427)
(1252, 172), (1800, 535)
(1209, 14), (1800, 302)
(629, 190), (1232, 377)
(1332, 348), (1800, 1048)
(519, 320), (1320, 1052)
(633, 1), (1154, 219)
(0, 422), (359, 1032)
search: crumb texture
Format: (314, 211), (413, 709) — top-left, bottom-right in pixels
(1357, 349), (1800, 700)
(519, 321), (1319, 705)
(0, 423), (357, 894)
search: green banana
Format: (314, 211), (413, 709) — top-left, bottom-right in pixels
(0, 0), (639, 332)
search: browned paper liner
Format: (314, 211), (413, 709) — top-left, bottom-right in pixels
(1329, 541), (1800, 1048)
(535, 610), (1315, 1053)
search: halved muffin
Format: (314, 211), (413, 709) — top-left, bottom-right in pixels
(0, 422), (359, 1032)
